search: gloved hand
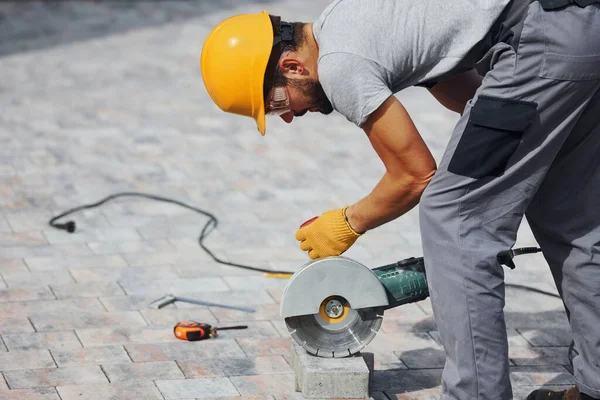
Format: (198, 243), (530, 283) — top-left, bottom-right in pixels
(295, 207), (363, 259)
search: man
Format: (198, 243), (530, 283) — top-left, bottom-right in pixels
(200, 0), (600, 398)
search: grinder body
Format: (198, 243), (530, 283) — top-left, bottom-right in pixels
(372, 257), (429, 310)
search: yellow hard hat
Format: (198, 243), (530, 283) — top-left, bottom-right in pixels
(201, 11), (273, 135)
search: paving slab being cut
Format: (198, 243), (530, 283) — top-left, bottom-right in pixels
(291, 341), (373, 399)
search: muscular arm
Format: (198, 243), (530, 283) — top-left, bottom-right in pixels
(344, 96), (437, 233)
(427, 69), (483, 114)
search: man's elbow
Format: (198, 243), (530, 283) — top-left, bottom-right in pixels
(408, 168), (437, 194)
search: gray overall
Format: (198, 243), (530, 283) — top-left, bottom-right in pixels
(419, 0), (600, 398)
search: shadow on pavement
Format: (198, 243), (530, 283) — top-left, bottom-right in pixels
(0, 0), (277, 57)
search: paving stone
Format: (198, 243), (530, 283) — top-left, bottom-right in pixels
(125, 341), (246, 362)
(509, 346), (570, 367)
(56, 381), (164, 400)
(0, 260), (28, 274)
(0, 298), (104, 318)
(4, 366), (107, 389)
(223, 276), (291, 291)
(0, 287), (55, 302)
(155, 378), (239, 399)
(50, 281), (125, 299)
(2, 270), (74, 288)
(99, 294), (177, 311)
(122, 251), (213, 267)
(51, 345), (131, 367)
(211, 304), (281, 323)
(517, 328), (573, 347)
(179, 356), (292, 378)
(0, 350), (55, 371)
(87, 239), (175, 255)
(396, 347), (447, 369)
(140, 308), (217, 327)
(2, 331), (82, 351)
(76, 327), (178, 346)
(102, 361), (183, 382)
(119, 277), (228, 295)
(384, 387), (443, 399)
(0, 318), (34, 334)
(172, 290), (276, 308)
(0, 244), (93, 261)
(29, 311), (147, 331)
(509, 366), (576, 386)
(24, 255), (128, 271)
(0, 387), (61, 400)
(174, 261), (260, 277)
(373, 369), (443, 392)
(230, 374), (296, 396)
(236, 338), (293, 357)
(291, 341), (370, 399)
(70, 265), (179, 283)
(42, 227), (141, 245)
(0, 232), (48, 247)
(209, 321), (281, 340)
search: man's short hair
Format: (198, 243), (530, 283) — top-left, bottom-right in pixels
(263, 15), (306, 102)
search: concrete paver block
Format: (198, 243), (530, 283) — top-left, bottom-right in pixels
(291, 341), (372, 399)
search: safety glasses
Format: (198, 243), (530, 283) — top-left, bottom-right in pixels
(264, 46), (293, 116)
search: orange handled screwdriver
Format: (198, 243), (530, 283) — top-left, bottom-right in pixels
(174, 320), (248, 341)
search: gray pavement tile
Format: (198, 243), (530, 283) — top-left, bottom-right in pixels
(396, 347), (447, 369)
(0, 287), (55, 302)
(384, 388), (443, 399)
(173, 261), (263, 277)
(229, 374), (296, 396)
(222, 276), (291, 291)
(50, 281), (125, 299)
(211, 304), (281, 323)
(51, 345), (131, 367)
(0, 260), (28, 274)
(172, 290), (276, 308)
(0, 231), (48, 247)
(2, 331), (82, 351)
(24, 254), (127, 271)
(29, 311), (147, 331)
(56, 381), (164, 400)
(509, 346), (570, 367)
(509, 366), (576, 386)
(75, 327), (179, 347)
(123, 250), (214, 267)
(0, 244), (93, 260)
(517, 328), (573, 347)
(209, 321), (281, 340)
(2, 270), (74, 288)
(42, 227), (141, 245)
(155, 378), (239, 399)
(99, 294), (177, 311)
(102, 361), (183, 382)
(236, 338), (293, 358)
(125, 341), (246, 362)
(178, 356), (292, 378)
(6, 210), (110, 233)
(0, 318), (34, 334)
(119, 277), (229, 295)
(87, 238), (175, 255)
(373, 369), (443, 392)
(139, 308), (217, 327)
(0, 350), (56, 371)
(70, 265), (179, 283)
(0, 298), (104, 319)
(0, 387), (61, 400)
(4, 366), (108, 389)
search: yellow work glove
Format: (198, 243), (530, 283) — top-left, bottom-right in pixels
(295, 207), (362, 260)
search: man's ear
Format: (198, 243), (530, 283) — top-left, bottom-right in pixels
(278, 56), (305, 76)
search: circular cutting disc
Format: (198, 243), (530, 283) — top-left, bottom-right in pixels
(285, 305), (383, 358)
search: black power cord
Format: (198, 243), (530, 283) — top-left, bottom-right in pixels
(48, 192), (561, 298)
(48, 192), (293, 276)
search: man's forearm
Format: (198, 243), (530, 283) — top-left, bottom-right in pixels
(345, 170), (434, 233)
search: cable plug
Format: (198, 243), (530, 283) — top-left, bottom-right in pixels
(55, 221), (76, 233)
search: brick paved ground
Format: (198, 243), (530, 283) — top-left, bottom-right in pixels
(0, 1), (575, 399)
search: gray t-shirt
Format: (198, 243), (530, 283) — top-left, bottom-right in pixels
(312, 0), (511, 127)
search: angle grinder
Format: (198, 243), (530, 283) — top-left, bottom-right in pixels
(280, 247), (538, 358)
